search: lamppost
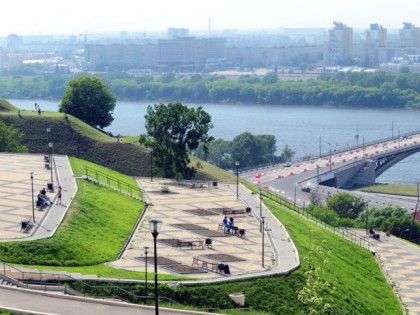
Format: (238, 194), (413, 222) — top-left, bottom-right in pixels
(327, 142), (332, 171)
(150, 150), (153, 182)
(355, 128), (359, 148)
(31, 172), (35, 223)
(259, 188), (263, 232)
(144, 246), (149, 297)
(235, 161), (240, 199)
(365, 203), (369, 235)
(149, 219), (162, 315)
(262, 217), (265, 268)
(49, 142), (54, 188)
(46, 127), (50, 142)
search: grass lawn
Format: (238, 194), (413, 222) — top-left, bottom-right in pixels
(265, 199), (401, 314)
(69, 157), (142, 198)
(0, 180), (143, 266)
(361, 183), (419, 197)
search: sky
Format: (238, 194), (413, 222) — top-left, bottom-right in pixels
(1, 0), (419, 36)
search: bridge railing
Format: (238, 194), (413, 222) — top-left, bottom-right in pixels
(240, 129), (420, 174)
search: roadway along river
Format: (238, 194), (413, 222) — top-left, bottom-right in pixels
(9, 99), (420, 185)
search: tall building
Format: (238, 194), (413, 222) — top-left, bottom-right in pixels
(362, 23), (387, 66)
(85, 44), (159, 70)
(325, 22), (353, 66)
(167, 28), (189, 39)
(399, 22), (420, 48)
(7, 34), (23, 52)
(158, 37), (226, 65)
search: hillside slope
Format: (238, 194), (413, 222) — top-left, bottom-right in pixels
(0, 103), (235, 181)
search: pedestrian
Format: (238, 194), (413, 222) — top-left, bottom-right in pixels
(57, 186), (62, 205)
(38, 107), (41, 115)
(18, 110), (22, 118)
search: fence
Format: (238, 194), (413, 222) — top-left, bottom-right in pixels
(84, 166), (142, 199)
(0, 260), (178, 306)
(261, 188), (374, 251)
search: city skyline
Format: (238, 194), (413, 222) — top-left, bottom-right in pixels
(0, 0), (419, 36)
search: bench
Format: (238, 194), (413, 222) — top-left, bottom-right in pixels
(223, 208), (245, 216)
(192, 256), (219, 272)
(20, 216), (32, 232)
(177, 239), (204, 249)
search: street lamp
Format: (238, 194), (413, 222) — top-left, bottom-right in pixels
(235, 161), (240, 199)
(365, 203), (369, 235)
(31, 172), (35, 223)
(150, 150), (153, 182)
(144, 246), (149, 297)
(149, 219), (162, 315)
(49, 142), (54, 189)
(355, 128), (359, 148)
(46, 127), (51, 143)
(262, 217), (265, 268)
(327, 142), (332, 171)
(259, 188), (263, 232)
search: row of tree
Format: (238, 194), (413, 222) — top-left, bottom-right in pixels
(1, 71), (420, 108)
(309, 191), (419, 240)
(193, 132), (295, 170)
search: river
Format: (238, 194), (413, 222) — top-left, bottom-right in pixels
(8, 99), (420, 186)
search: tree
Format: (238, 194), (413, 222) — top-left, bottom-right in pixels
(0, 121), (28, 153)
(280, 144), (295, 162)
(59, 76), (116, 128)
(326, 192), (366, 219)
(143, 102), (213, 179)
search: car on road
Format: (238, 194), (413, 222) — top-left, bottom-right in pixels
(301, 186), (311, 193)
(283, 162), (292, 167)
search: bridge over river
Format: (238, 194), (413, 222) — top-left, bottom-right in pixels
(241, 129), (420, 211)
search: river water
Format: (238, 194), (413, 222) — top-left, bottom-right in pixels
(9, 99), (420, 185)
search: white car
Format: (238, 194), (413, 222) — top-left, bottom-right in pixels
(283, 162), (292, 167)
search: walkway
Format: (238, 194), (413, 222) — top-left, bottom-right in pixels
(0, 153), (76, 242)
(370, 234), (420, 315)
(0, 285), (214, 315)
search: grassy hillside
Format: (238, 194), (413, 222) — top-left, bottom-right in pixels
(0, 110), (152, 176)
(0, 98), (18, 112)
(0, 102), (235, 181)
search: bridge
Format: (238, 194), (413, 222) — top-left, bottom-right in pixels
(240, 129), (420, 210)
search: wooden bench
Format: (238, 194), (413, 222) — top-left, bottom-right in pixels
(223, 208), (245, 216)
(177, 239), (204, 249)
(192, 256), (219, 272)
(20, 216), (32, 232)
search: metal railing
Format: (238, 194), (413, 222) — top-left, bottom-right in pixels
(0, 260), (179, 306)
(84, 166), (143, 199)
(260, 188), (374, 251)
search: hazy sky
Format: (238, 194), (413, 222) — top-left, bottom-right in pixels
(1, 0), (419, 36)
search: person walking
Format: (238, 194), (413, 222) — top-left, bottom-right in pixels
(57, 186), (62, 205)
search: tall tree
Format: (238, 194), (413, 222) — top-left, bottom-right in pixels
(59, 76), (116, 128)
(0, 121), (28, 153)
(326, 192), (366, 219)
(142, 102), (213, 179)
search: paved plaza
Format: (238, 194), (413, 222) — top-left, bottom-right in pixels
(110, 178), (300, 280)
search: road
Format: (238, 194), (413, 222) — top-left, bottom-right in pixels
(241, 134), (420, 211)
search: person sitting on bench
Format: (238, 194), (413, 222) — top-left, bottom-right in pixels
(227, 217), (235, 234)
(38, 189), (52, 206)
